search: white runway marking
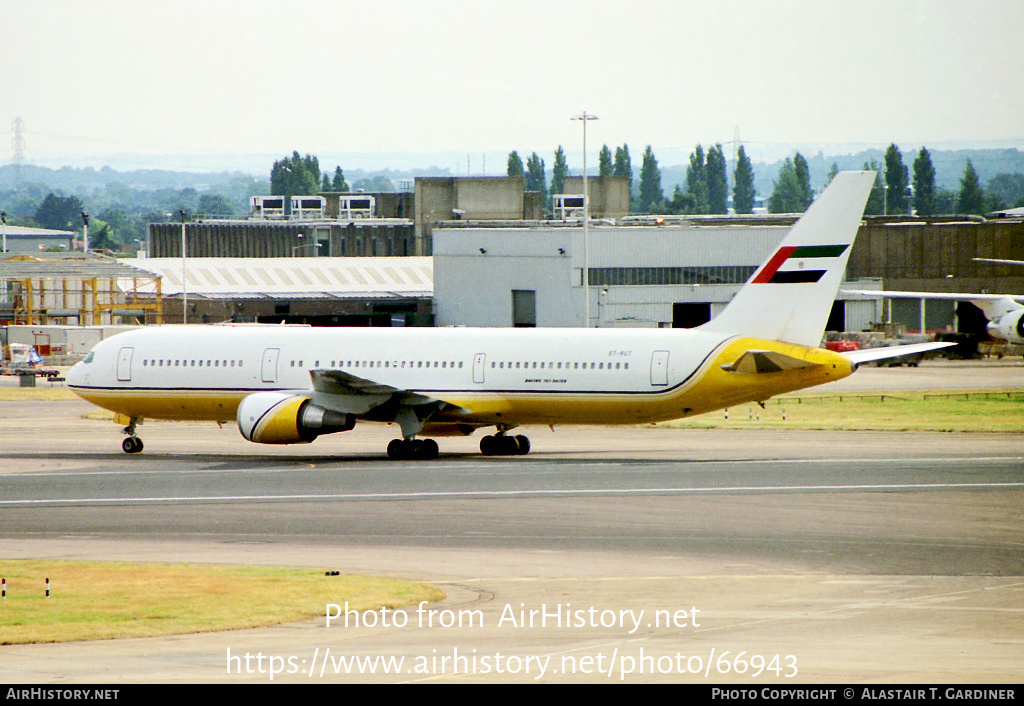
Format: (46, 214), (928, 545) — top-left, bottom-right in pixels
(4, 481), (1024, 507)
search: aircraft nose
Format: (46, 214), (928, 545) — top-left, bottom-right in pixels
(67, 360), (86, 386)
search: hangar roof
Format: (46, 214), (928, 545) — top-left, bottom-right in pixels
(124, 257), (433, 300)
(0, 252), (154, 279)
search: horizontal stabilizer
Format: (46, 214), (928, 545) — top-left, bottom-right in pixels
(841, 341), (953, 365)
(721, 350), (819, 374)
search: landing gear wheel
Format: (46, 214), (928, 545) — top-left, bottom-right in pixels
(387, 438), (438, 461)
(513, 435), (530, 455)
(480, 434), (530, 456)
(122, 437), (143, 454)
(417, 438), (439, 460)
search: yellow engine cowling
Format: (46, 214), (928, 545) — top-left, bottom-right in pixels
(237, 392), (355, 444)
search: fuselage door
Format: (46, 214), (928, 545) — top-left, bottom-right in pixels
(116, 347), (134, 382)
(650, 350), (669, 386)
(473, 353), (486, 384)
(262, 348), (280, 384)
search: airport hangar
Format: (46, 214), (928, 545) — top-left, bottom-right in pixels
(4, 176), (1023, 340)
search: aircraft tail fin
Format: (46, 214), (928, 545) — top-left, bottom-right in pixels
(698, 170), (876, 348)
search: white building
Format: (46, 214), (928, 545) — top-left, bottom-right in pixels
(433, 220), (877, 333)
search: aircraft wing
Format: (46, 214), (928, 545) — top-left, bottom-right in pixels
(843, 289), (1024, 303)
(307, 369), (472, 436)
(973, 258), (1024, 267)
(840, 341), (954, 365)
(842, 289), (1024, 321)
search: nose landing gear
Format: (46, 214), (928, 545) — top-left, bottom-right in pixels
(121, 418), (144, 454)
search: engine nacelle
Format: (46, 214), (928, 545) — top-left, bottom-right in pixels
(987, 309), (1024, 343)
(237, 392), (355, 444)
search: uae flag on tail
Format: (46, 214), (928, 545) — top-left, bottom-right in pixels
(751, 244), (849, 284)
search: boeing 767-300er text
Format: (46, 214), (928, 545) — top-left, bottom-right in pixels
(67, 171), (949, 459)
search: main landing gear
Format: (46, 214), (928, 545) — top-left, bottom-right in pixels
(479, 433), (530, 456)
(121, 418), (144, 454)
(384, 431), (532, 460)
(387, 437), (439, 460)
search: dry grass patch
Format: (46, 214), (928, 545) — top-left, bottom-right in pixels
(0, 560), (443, 645)
(659, 390), (1024, 433)
(0, 386), (78, 401)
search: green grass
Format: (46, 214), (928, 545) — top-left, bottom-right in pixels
(660, 389), (1024, 433)
(0, 560), (443, 645)
(0, 386), (78, 401)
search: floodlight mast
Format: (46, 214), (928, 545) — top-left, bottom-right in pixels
(572, 111), (598, 327)
(180, 210), (187, 325)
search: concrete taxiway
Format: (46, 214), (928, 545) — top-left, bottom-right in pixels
(1, 359), (1022, 683)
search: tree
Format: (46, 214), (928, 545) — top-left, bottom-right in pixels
(826, 162), (840, 186)
(321, 174), (332, 192)
(668, 184), (695, 214)
(767, 159), (803, 214)
(883, 144), (910, 214)
(506, 151), (524, 178)
(986, 173), (1024, 209)
(957, 159), (985, 215)
(598, 145), (613, 177)
(270, 151), (321, 214)
(613, 144), (633, 209)
(352, 175), (395, 192)
(863, 160), (884, 215)
(793, 152), (813, 209)
(638, 145), (663, 214)
(732, 145), (756, 214)
(613, 145), (632, 180)
(684, 145), (707, 214)
(198, 194), (235, 217)
(331, 166), (349, 192)
(912, 147), (936, 216)
(34, 193), (86, 232)
(551, 146), (568, 198)
(525, 152), (546, 200)
(706, 144), (729, 214)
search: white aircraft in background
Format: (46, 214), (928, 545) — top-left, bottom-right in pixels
(67, 172), (948, 459)
(843, 290), (1024, 344)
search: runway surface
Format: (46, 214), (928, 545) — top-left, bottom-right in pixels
(2, 358), (1023, 683)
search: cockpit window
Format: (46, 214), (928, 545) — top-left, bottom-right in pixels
(83, 351), (95, 364)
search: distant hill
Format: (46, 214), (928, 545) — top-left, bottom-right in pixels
(3, 147), (1021, 206)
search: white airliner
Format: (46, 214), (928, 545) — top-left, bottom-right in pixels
(842, 291), (1024, 343)
(67, 172), (948, 459)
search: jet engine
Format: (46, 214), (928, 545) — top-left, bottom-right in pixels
(987, 309), (1024, 344)
(237, 392), (355, 444)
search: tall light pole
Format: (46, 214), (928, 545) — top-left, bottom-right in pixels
(1, 210), (7, 305)
(81, 211), (90, 254)
(180, 210), (188, 324)
(572, 111), (598, 327)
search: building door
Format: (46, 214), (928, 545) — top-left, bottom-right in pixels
(512, 290), (536, 328)
(262, 348), (280, 384)
(473, 353), (486, 383)
(116, 347), (134, 382)
(650, 350), (669, 386)
(672, 302), (711, 328)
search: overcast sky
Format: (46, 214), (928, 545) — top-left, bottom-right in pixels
(3, 0), (1022, 171)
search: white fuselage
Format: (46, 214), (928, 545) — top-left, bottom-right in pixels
(67, 324), (852, 429)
